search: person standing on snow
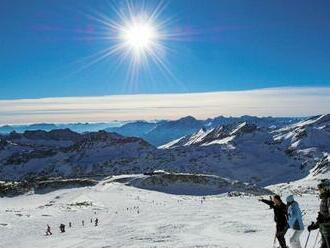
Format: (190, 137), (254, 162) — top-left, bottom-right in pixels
(59, 224), (65, 233)
(259, 195), (289, 248)
(286, 195), (304, 248)
(95, 218), (99, 226)
(46, 224), (52, 235)
(308, 179), (330, 248)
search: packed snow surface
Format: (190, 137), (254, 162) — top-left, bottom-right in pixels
(0, 179), (321, 248)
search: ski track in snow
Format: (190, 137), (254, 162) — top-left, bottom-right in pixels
(0, 182), (321, 248)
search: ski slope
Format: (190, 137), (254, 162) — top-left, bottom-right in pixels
(0, 180), (321, 248)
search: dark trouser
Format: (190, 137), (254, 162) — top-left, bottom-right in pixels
(276, 223), (288, 248)
(320, 236), (327, 248)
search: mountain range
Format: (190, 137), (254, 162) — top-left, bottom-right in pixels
(0, 115), (329, 188)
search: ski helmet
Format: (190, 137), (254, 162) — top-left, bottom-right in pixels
(317, 179), (330, 192)
(286, 195), (294, 203)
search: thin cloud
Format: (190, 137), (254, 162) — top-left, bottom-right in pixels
(1, 87), (329, 124)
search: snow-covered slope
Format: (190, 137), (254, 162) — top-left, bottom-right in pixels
(0, 179), (321, 248)
(0, 130), (155, 180)
(273, 114), (330, 172)
(107, 172), (272, 196)
(159, 117), (330, 186)
(161, 122), (257, 148)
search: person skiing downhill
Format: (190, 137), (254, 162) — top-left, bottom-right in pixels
(286, 195), (304, 248)
(259, 195), (288, 248)
(308, 179), (330, 248)
(95, 218), (98, 226)
(46, 224), (52, 235)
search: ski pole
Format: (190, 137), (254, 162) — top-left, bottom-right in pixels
(312, 231), (320, 248)
(304, 231), (311, 248)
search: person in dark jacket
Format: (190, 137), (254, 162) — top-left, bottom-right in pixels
(259, 195), (288, 248)
(308, 179), (330, 248)
(59, 224), (65, 233)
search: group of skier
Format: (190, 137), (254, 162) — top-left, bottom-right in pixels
(259, 179), (330, 248)
(45, 217), (99, 236)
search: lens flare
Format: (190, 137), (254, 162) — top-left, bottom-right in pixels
(121, 20), (157, 56)
(73, 1), (188, 92)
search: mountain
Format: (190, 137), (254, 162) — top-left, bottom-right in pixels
(143, 116), (204, 146)
(273, 114), (330, 170)
(0, 122), (125, 134)
(106, 121), (157, 138)
(106, 115), (303, 146)
(0, 130), (155, 180)
(204, 115), (303, 129)
(106, 116), (204, 146)
(0, 115), (328, 188)
(160, 122), (257, 148)
(159, 116), (330, 185)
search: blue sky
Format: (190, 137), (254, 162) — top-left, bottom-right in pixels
(1, 0), (330, 100)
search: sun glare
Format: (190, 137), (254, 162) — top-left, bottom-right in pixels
(77, 1), (185, 87)
(121, 21), (158, 55)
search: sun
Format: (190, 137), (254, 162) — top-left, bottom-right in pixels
(120, 20), (158, 56)
(76, 1), (185, 87)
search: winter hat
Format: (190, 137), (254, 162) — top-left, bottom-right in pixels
(286, 195), (294, 203)
(317, 179), (330, 192)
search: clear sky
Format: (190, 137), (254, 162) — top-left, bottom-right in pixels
(0, 0), (330, 123)
(1, 0), (330, 100)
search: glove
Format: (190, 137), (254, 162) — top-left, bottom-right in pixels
(307, 222), (318, 232)
(317, 213), (325, 223)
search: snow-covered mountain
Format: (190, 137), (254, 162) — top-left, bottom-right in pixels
(160, 122), (258, 148)
(0, 130), (155, 180)
(106, 115), (302, 146)
(106, 116), (203, 146)
(204, 115), (302, 129)
(159, 115), (330, 185)
(0, 115), (328, 189)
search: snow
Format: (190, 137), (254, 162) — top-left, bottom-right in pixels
(0, 180), (322, 248)
(202, 135), (235, 146)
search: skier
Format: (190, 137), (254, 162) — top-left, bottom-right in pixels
(95, 218), (99, 226)
(308, 179), (330, 248)
(59, 224), (65, 233)
(90, 218), (93, 223)
(46, 224), (52, 235)
(286, 195), (304, 248)
(69, 222), (72, 228)
(259, 195), (288, 248)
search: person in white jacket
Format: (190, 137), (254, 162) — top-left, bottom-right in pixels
(286, 195), (304, 248)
